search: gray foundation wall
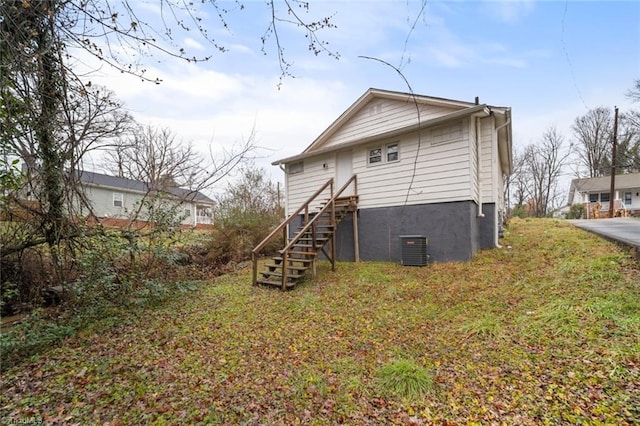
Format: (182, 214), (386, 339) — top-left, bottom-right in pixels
(291, 201), (497, 263)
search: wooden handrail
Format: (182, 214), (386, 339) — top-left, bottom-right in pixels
(252, 174), (357, 287)
(279, 175), (357, 254)
(252, 178), (334, 256)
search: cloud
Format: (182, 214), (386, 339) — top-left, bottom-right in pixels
(483, 0), (536, 24)
(183, 37), (205, 51)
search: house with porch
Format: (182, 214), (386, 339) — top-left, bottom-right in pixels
(79, 171), (214, 227)
(253, 88), (512, 289)
(568, 173), (640, 218)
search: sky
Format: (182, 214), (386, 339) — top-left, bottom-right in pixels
(79, 0), (640, 197)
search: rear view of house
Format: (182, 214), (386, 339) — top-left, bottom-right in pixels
(272, 88), (512, 265)
(253, 88), (512, 288)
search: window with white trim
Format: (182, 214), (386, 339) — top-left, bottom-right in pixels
(368, 143), (399, 165)
(184, 208), (191, 217)
(113, 192), (123, 207)
(600, 192), (610, 203)
(368, 147), (382, 164)
(387, 143), (399, 162)
(624, 192), (632, 206)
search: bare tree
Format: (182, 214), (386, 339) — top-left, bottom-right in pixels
(572, 107), (613, 178)
(103, 124), (255, 195)
(521, 126), (568, 217)
(506, 148), (528, 215)
(0, 0), (335, 255)
(626, 78), (640, 103)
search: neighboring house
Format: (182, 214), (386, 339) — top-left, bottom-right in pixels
(79, 171), (214, 227)
(568, 173), (640, 218)
(272, 88), (512, 262)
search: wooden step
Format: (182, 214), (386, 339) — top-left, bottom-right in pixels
(286, 250), (317, 257)
(256, 278), (297, 288)
(265, 264), (308, 271)
(260, 270), (304, 280)
(295, 237), (329, 244)
(292, 243), (315, 249)
(272, 256), (314, 264)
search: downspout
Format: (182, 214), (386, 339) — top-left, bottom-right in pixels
(475, 116), (484, 218)
(279, 164), (288, 237)
(493, 112), (511, 249)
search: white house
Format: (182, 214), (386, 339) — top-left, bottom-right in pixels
(272, 88), (512, 263)
(568, 173), (640, 218)
(79, 171), (214, 227)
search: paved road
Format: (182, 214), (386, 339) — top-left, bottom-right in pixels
(570, 218), (640, 250)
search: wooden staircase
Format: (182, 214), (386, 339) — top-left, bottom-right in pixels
(252, 176), (358, 290)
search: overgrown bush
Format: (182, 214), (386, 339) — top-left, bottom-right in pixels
(567, 203), (585, 219)
(209, 165), (283, 263)
(511, 204), (527, 219)
(0, 199), (210, 368)
(0, 249), (57, 316)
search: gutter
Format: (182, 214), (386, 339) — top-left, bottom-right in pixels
(491, 109), (512, 248)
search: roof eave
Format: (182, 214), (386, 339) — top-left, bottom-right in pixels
(273, 104), (491, 166)
(299, 88), (479, 156)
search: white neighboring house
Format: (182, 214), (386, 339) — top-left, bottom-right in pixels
(568, 172), (640, 218)
(272, 88), (512, 262)
(79, 171), (214, 227)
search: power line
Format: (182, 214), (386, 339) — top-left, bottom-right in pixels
(560, 0), (589, 110)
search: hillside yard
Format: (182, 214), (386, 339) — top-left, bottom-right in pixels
(1, 218), (639, 424)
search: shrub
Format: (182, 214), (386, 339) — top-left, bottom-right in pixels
(567, 203), (585, 219)
(210, 165), (283, 264)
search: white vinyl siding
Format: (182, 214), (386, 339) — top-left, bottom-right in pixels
(288, 161), (304, 174)
(352, 124), (472, 209)
(285, 155), (334, 213)
(479, 116), (495, 201)
(323, 99), (464, 149)
(469, 118), (479, 204)
(285, 126), (472, 212)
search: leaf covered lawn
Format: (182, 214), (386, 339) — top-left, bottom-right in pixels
(1, 219), (639, 424)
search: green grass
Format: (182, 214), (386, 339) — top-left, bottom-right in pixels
(376, 359), (434, 401)
(1, 218), (639, 424)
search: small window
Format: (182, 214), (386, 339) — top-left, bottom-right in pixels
(387, 143), (399, 162)
(589, 193), (598, 203)
(289, 161), (304, 175)
(624, 192), (632, 205)
(600, 193), (610, 202)
(184, 208), (191, 217)
(368, 147), (382, 164)
(113, 192), (123, 207)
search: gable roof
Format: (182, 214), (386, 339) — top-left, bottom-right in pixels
(568, 173), (640, 204)
(273, 88), (512, 173)
(79, 170), (214, 204)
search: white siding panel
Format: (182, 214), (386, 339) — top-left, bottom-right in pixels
(323, 100), (461, 149)
(286, 155), (335, 213)
(469, 118), (479, 203)
(286, 118), (479, 212)
(352, 127), (473, 208)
